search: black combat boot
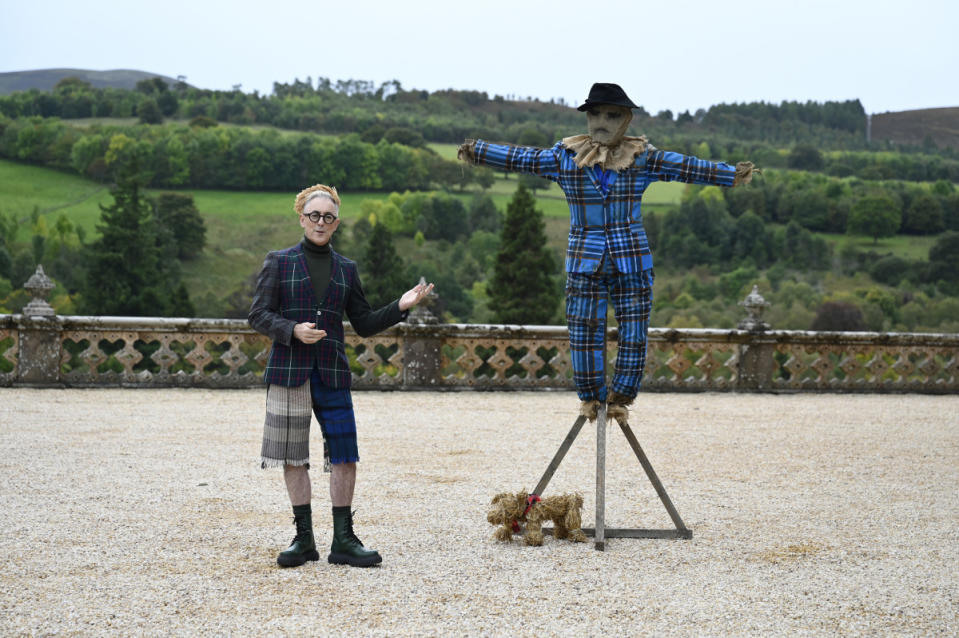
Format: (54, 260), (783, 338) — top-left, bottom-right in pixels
(328, 506), (382, 567)
(277, 504), (319, 567)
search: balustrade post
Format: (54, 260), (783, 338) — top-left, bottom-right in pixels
(401, 327), (443, 388)
(401, 279), (443, 388)
(16, 266), (62, 386)
(736, 285), (774, 391)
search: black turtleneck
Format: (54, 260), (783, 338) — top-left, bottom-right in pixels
(301, 236), (332, 304)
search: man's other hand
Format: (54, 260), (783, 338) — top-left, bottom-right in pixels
(293, 323), (327, 344)
(399, 282), (435, 311)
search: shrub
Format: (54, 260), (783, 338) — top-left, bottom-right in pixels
(868, 255), (909, 286)
(811, 301), (866, 331)
(189, 115), (218, 128)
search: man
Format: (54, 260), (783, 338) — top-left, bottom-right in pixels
(459, 83), (756, 423)
(249, 184), (433, 568)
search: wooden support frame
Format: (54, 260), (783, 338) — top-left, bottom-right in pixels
(535, 406), (692, 550)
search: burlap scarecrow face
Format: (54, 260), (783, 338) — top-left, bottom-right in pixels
(585, 105), (633, 146)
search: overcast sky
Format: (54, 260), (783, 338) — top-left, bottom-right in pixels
(2, 0), (956, 116)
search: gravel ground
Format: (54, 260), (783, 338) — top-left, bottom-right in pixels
(1, 388), (957, 637)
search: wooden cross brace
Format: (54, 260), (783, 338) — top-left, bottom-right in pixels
(534, 403), (692, 551)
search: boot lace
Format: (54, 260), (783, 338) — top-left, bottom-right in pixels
(292, 515), (312, 543)
(346, 511), (364, 546)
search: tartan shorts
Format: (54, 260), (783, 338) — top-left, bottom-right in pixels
(309, 368), (359, 465)
(261, 368), (359, 469)
(565, 258), (654, 402)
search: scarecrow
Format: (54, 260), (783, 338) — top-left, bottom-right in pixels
(459, 83), (756, 422)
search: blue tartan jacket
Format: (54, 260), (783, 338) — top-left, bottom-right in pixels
(248, 242), (405, 388)
(470, 140), (739, 273)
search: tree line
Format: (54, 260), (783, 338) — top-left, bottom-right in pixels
(650, 181), (957, 283)
(3, 112), (957, 203)
(0, 116), (494, 192)
(721, 170), (959, 237)
(5, 74), (942, 156)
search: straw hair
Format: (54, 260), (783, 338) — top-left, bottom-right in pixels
(294, 184), (340, 215)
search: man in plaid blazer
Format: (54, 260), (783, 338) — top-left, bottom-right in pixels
(459, 83), (756, 422)
(249, 184), (432, 568)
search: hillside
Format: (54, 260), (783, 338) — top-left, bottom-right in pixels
(871, 107), (959, 150)
(0, 68), (184, 94)
(1, 78), (957, 330)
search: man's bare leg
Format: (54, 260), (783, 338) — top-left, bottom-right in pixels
(283, 464), (311, 506)
(330, 462), (356, 507)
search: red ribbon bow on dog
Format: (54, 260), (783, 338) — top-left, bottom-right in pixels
(511, 494), (542, 533)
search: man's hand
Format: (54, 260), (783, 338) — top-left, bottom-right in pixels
(398, 282), (435, 311)
(293, 322), (327, 344)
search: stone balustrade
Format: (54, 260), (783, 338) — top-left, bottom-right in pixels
(1, 269), (956, 393)
(1, 314), (956, 393)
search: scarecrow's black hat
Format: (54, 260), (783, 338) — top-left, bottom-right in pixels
(577, 83), (639, 111)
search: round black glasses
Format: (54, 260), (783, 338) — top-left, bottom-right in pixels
(303, 211), (338, 224)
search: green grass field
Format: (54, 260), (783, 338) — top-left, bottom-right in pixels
(62, 117), (140, 128)
(62, 118), (331, 138)
(0, 154), (685, 231)
(820, 232), (938, 261)
(427, 143), (459, 161)
(0, 160), (115, 238)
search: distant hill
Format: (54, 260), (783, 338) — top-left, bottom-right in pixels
(871, 107), (959, 150)
(0, 68), (185, 94)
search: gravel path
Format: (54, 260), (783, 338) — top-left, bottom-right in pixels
(1, 389), (957, 636)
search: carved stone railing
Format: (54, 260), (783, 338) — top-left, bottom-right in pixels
(2, 268), (955, 392)
(1, 314), (956, 393)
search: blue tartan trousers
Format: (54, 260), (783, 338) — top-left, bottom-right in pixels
(565, 257), (654, 402)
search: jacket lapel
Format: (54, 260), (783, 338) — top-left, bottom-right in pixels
(290, 243), (318, 310)
(316, 250), (344, 311)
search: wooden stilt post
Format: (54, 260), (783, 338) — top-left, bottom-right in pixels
(595, 403), (607, 551)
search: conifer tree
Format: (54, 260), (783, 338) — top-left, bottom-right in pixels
(80, 164), (189, 316)
(153, 192), (206, 260)
(489, 183), (558, 324)
(362, 222), (407, 309)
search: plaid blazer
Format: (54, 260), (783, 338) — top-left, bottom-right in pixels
(248, 242), (404, 388)
(470, 140), (738, 273)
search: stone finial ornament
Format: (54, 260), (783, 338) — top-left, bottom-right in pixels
(406, 276), (439, 325)
(738, 285), (770, 332)
(22, 265), (56, 317)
